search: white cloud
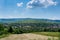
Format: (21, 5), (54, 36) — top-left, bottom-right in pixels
(27, 0), (57, 8)
(17, 2), (23, 7)
(27, 5), (33, 8)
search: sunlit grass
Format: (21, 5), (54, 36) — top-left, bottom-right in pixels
(32, 32), (60, 37)
(0, 34), (10, 38)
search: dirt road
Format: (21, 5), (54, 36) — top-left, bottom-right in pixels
(0, 33), (58, 40)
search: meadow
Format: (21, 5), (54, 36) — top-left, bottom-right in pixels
(32, 32), (60, 37)
(0, 32), (60, 40)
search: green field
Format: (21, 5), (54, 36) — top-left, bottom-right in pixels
(0, 34), (10, 38)
(0, 32), (60, 38)
(32, 32), (60, 37)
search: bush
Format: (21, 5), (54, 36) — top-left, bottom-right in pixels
(8, 26), (14, 33)
(13, 28), (23, 34)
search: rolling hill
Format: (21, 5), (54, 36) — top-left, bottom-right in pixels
(0, 18), (60, 23)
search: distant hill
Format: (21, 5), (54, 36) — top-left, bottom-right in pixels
(0, 18), (60, 23)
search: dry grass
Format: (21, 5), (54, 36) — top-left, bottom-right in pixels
(0, 33), (58, 40)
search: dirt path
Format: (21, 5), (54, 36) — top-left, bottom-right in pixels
(0, 33), (58, 40)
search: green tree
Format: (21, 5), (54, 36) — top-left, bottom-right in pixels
(13, 28), (23, 34)
(0, 24), (4, 35)
(8, 26), (13, 33)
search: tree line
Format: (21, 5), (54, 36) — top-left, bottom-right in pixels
(0, 22), (60, 35)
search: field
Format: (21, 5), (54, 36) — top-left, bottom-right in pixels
(0, 32), (60, 40)
(32, 32), (60, 37)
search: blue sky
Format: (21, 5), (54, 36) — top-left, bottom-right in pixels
(0, 0), (60, 20)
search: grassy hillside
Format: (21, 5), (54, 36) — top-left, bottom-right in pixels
(32, 32), (60, 37)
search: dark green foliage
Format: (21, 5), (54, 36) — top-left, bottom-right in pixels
(0, 22), (60, 35)
(0, 24), (4, 35)
(13, 28), (23, 34)
(8, 26), (13, 33)
(0, 24), (4, 31)
(58, 29), (60, 32)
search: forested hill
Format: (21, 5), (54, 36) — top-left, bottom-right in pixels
(0, 18), (60, 23)
(0, 18), (60, 34)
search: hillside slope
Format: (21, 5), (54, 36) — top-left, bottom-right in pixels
(0, 33), (58, 40)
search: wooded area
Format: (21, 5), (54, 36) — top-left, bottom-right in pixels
(0, 22), (60, 35)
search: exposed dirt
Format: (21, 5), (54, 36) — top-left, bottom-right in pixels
(0, 33), (58, 40)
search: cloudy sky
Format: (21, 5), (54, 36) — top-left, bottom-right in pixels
(0, 0), (60, 20)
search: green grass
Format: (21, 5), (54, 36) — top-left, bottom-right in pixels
(0, 34), (10, 38)
(32, 32), (60, 37)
